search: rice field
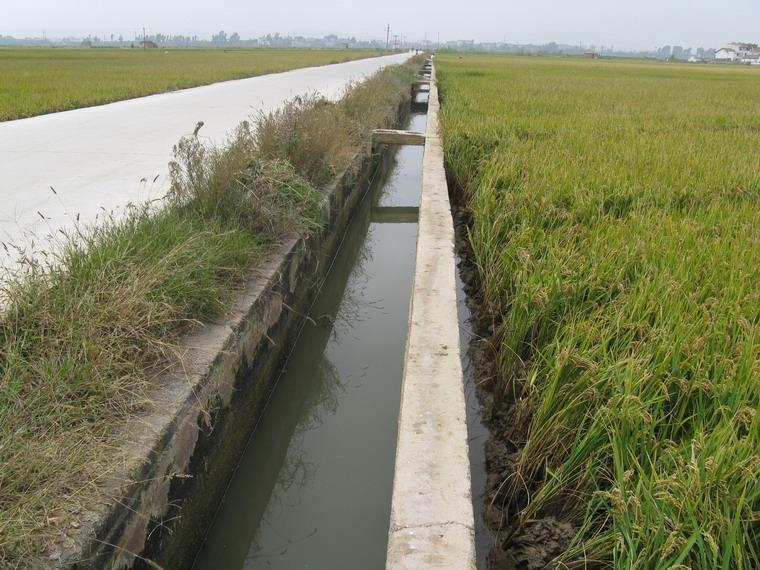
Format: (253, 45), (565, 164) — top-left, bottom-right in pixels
(438, 54), (760, 568)
(0, 47), (381, 121)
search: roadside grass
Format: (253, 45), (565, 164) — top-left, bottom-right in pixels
(0, 47), (383, 121)
(438, 54), (760, 568)
(254, 63), (417, 184)
(0, 59), (417, 565)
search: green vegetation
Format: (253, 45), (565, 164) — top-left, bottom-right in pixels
(0, 47), (382, 121)
(0, 60), (416, 565)
(439, 54), (760, 568)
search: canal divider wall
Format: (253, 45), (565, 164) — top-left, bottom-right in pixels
(57, 102), (410, 569)
(386, 59), (477, 569)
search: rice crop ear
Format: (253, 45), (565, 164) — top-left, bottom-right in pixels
(439, 53), (760, 568)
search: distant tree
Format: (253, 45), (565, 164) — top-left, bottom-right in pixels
(229, 32), (240, 44)
(211, 31), (228, 45)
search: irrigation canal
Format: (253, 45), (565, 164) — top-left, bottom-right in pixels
(193, 113), (426, 568)
(189, 79), (488, 569)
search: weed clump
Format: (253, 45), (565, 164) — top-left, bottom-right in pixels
(253, 62), (417, 185)
(170, 122), (325, 236)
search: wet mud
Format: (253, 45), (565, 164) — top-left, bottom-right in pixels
(450, 196), (579, 570)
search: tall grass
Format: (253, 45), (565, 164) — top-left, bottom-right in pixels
(439, 54), (760, 568)
(0, 59), (417, 566)
(253, 62), (417, 184)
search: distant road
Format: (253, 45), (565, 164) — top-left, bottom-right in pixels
(0, 52), (411, 268)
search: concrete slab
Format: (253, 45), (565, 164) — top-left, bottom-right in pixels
(372, 128), (426, 146)
(386, 60), (476, 569)
(0, 52), (411, 268)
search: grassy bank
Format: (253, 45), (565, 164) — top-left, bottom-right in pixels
(439, 54), (760, 568)
(0, 47), (383, 121)
(0, 59), (417, 565)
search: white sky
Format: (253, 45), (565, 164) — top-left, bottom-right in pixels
(3, 0), (759, 50)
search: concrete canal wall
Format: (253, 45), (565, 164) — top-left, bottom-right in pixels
(386, 59), (477, 570)
(51, 58), (478, 570)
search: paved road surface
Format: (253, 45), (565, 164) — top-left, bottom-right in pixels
(0, 52), (411, 268)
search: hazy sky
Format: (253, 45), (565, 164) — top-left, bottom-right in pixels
(4, 0), (759, 50)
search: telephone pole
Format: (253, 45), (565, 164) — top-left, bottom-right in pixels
(143, 27), (146, 50)
(386, 24), (390, 51)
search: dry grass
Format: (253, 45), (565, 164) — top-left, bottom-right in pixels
(254, 95), (361, 186)
(254, 61), (419, 184)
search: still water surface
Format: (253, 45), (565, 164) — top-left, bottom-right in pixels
(193, 114), (427, 570)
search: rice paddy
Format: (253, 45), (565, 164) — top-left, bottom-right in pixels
(0, 47), (381, 121)
(438, 54), (760, 568)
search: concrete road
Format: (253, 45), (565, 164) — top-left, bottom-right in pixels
(0, 52), (411, 268)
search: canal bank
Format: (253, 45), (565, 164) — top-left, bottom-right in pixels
(386, 58), (477, 570)
(191, 61), (488, 570)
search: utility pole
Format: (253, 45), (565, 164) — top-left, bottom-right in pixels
(386, 24), (390, 51)
(437, 32), (440, 50)
(143, 27), (146, 50)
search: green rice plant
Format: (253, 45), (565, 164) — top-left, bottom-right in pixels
(438, 54), (760, 568)
(0, 47), (383, 121)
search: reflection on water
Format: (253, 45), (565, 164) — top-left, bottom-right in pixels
(193, 114), (426, 570)
(375, 118), (425, 208)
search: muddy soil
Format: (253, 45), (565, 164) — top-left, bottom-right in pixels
(450, 195), (579, 570)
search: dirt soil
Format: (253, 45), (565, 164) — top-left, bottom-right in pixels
(451, 198), (579, 570)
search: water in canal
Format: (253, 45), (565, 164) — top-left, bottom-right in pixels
(192, 113), (427, 570)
